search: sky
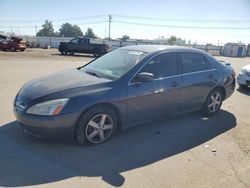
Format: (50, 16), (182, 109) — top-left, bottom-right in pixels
(0, 0), (250, 45)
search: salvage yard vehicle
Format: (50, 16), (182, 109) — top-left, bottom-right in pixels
(14, 45), (235, 145)
(237, 64), (250, 88)
(0, 36), (26, 51)
(58, 37), (112, 57)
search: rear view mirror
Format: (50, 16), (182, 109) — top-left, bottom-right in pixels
(133, 72), (154, 83)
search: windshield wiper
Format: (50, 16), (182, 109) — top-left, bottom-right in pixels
(85, 70), (102, 78)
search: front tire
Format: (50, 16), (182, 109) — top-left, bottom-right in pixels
(93, 50), (100, 57)
(60, 48), (68, 55)
(202, 88), (223, 116)
(75, 106), (118, 145)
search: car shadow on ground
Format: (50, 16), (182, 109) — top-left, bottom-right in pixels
(51, 53), (95, 58)
(0, 110), (236, 187)
(237, 87), (250, 96)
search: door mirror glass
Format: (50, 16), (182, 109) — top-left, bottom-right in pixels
(133, 72), (154, 83)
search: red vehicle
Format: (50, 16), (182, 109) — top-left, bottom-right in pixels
(0, 36), (26, 51)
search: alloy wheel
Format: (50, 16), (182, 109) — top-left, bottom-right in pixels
(208, 92), (222, 112)
(85, 114), (114, 144)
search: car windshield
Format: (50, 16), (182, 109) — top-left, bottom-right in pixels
(81, 49), (147, 80)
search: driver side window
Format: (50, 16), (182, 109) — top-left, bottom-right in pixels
(140, 52), (178, 79)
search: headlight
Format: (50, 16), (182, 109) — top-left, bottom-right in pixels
(26, 98), (69, 116)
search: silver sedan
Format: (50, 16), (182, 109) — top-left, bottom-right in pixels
(237, 64), (250, 88)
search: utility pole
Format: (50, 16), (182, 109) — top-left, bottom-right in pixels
(35, 25), (37, 36)
(108, 15), (112, 40)
(18, 27), (20, 36)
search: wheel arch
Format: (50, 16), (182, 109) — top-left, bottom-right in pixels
(212, 85), (226, 100)
(203, 85), (226, 107)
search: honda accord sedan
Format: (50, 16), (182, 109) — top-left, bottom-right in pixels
(14, 45), (235, 145)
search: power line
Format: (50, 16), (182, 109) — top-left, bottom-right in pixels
(114, 24), (250, 37)
(114, 14), (250, 23)
(0, 20), (107, 28)
(2, 14), (250, 24)
(108, 15), (112, 39)
(0, 15), (107, 23)
(113, 20), (250, 30)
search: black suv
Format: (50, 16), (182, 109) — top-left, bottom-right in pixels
(58, 37), (111, 57)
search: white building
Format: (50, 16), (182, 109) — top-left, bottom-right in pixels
(223, 43), (247, 57)
(247, 44), (250, 57)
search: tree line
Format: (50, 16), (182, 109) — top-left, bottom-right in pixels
(36, 20), (185, 44)
(36, 20), (96, 38)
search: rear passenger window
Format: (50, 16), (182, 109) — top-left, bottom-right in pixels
(79, 39), (87, 44)
(180, 53), (207, 73)
(140, 52), (178, 79)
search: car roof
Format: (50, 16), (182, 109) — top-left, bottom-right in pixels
(120, 45), (205, 54)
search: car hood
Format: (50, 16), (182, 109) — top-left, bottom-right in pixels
(18, 69), (110, 101)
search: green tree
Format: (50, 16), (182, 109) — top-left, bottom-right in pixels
(167, 35), (177, 45)
(59, 23), (83, 37)
(36, 20), (55, 37)
(121, 35), (130, 41)
(54, 31), (60, 37)
(85, 28), (96, 38)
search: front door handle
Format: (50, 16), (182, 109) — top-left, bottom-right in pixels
(170, 81), (179, 87)
(208, 74), (214, 79)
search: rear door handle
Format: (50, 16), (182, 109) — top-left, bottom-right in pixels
(170, 81), (179, 87)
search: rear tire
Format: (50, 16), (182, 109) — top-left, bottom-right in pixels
(75, 106), (118, 145)
(202, 88), (223, 116)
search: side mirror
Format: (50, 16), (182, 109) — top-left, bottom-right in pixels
(133, 72), (154, 83)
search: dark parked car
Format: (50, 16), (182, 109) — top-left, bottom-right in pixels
(58, 37), (112, 57)
(14, 45), (235, 145)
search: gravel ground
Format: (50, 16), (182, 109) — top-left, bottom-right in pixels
(0, 49), (250, 188)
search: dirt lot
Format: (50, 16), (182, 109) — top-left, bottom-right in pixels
(0, 49), (250, 188)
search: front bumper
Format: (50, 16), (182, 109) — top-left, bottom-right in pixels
(237, 73), (250, 86)
(14, 109), (80, 140)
